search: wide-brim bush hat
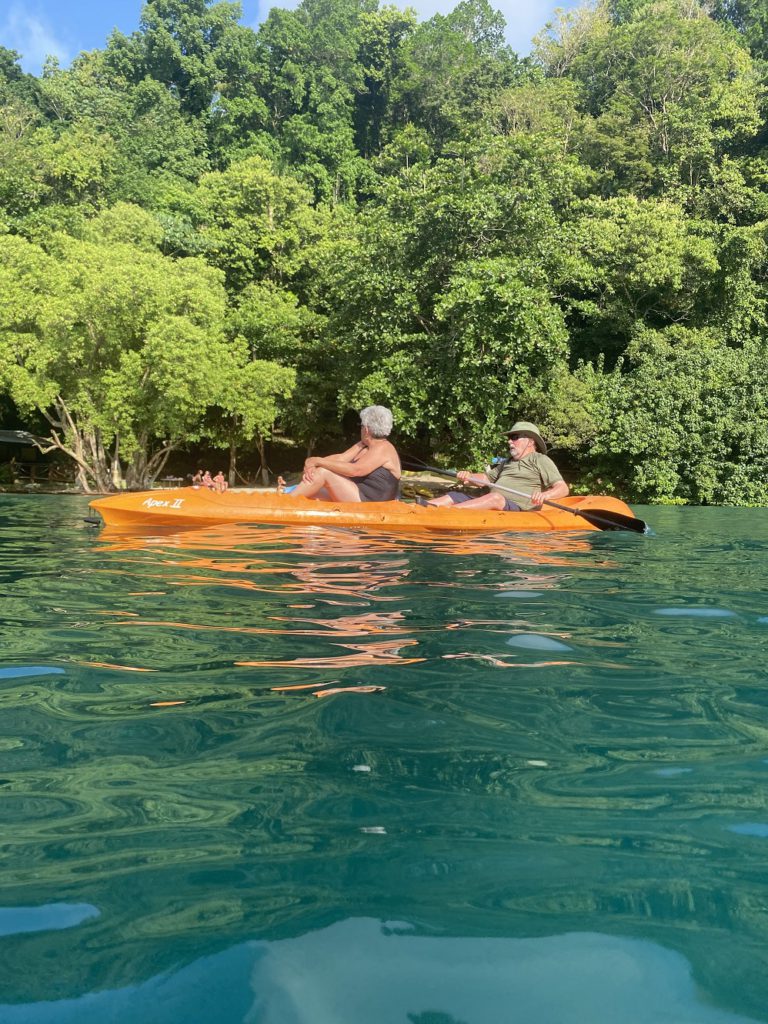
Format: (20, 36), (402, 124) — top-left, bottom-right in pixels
(503, 421), (548, 454)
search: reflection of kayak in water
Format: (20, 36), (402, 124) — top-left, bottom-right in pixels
(90, 487), (639, 533)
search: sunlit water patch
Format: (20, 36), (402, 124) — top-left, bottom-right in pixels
(1, 497), (768, 1021)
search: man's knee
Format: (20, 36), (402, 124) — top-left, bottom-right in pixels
(487, 492), (507, 510)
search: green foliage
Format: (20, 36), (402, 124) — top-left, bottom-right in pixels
(578, 327), (768, 504)
(109, 0), (243, 117)
(712, 0), (768, 63)
(2, 0), (768, 500)
(0, 224), (234, 489)
(229, 279), (323, 364)
(562, 195), (719, 356)
(304, 131), (583, 460)
(216, 351), (296, 441)
(193, 156), (319, 290)
(37, 52), (209, 207)
(388, 0), (521, 150)
(205, 343), (297, 478)
(428, 258), (569, 457)
(0, 47), (39, 106)
(354, 6), (417, 158)
(541, 0), (761, 200)
(81, 202), (165, 250)
(240, 0), (378, 199)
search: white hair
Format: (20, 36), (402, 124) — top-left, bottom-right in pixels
(360, 405), (394, 438)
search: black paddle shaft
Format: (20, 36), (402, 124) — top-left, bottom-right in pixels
(407, 464), (647, 534)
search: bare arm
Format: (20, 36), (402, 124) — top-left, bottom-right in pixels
(303, 442), (366, 476)
(312, 446), (388, 478)
(530, 479), (570, 506)
(457, 471), (491, 487)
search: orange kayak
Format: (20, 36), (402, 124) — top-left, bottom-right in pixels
(89, 487), (638, 533)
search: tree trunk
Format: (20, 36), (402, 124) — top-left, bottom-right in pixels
(111, 435), (124, 490)
(146, 443), (175, 485)
(255, 435), (269, 486)
(127, 438), (177, 489)
(85, 428), (111, 492)
(38, 400), (112, 492)
(228, 436), (237, 488)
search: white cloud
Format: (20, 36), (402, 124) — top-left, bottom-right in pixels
(0, 5), (71, 75)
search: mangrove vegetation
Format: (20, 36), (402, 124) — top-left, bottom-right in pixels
(1, 0), (768, 501)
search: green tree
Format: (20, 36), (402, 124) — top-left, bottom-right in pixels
(245, 0), (375, 198)
(205, 345), (296, 485)
(579, 326), (768, 504)
(0, 99), (47, 227)
(307, 130), (583, 460)
(0, 46), (39, 106)
(538, 0), (761, 200)
(193, 155), (320, 291)
(208, 23), (271, 161)
(0, 209), (235, 491)
(354, 5), (417, 158)
(562, 194), (719, 360)
(227, 279), (325, 456)
(388, 0), (521, 151)
(334, 269), (568, 466)
(36, 51), (209, 209)
(106, 0), (243, 117)
(712, 0), (768, 63)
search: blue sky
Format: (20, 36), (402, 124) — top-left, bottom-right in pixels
(0, 0), (577, 76)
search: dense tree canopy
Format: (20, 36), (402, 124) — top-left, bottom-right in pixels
(1, 0), (768, 502)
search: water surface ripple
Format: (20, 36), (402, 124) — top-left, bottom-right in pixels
(1, 496), (768, 1022)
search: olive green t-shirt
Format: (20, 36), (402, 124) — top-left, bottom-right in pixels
(488, 453), (564, 511)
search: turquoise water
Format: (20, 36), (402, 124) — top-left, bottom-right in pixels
(1, 495), (768, 1023)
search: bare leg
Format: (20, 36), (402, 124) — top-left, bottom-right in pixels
(291, 468), (362, 502)
(427, 491), (507, 510)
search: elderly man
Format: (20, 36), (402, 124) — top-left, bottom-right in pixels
(421, 421), (569, 511)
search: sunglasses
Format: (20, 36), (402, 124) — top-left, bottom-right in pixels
(508, 434), (527, 441)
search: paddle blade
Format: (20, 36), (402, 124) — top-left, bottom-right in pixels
(572, 506), (647, 533)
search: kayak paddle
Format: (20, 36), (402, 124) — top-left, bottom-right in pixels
(405, 463), (648, 534)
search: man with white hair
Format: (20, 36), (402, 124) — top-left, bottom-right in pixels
(421, 421), (569, 512)
(289, 405), (401, 502)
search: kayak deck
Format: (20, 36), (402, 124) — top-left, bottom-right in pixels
(90, 488), (638, 533)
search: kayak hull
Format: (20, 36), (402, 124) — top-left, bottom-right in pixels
(89, 488), (638, 533)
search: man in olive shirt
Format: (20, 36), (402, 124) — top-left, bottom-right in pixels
(422, 421), (569, 511)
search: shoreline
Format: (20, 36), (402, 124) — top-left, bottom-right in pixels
(0, 472), (453, 498)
